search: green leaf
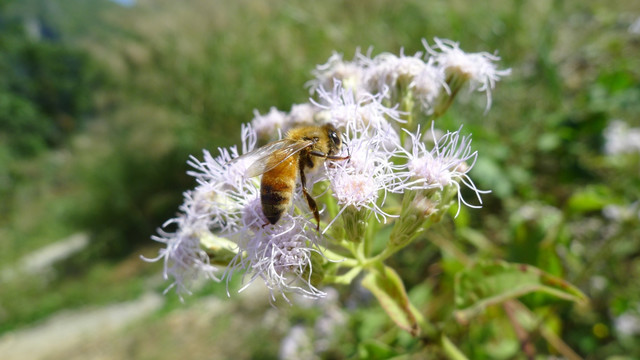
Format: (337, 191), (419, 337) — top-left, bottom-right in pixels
(362, 265), (420, 336)
(454, 261), (587, 323)
(567, 185), (612, 213)
(357, 340), (398, 360)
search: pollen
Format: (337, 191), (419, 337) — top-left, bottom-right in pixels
(332, 173), (379, 207)
(408, 156), (452, 188)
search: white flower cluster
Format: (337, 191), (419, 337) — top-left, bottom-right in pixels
(308, 37), (510, 114)
(424, 38), (512, 112)
(615, 304), (640, 337)
(149, 38), (509, 300)
(603, 119), (640, 155)
(397, 123), (487, 217)
(251, 103), (319, 140)
(147, 123), (324, 300)
(319, 87), (404, 228)
(603, 202), (640, 222)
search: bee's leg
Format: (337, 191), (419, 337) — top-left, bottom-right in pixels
(299, 166), (320, 231)
(326, 154), (350, 161)
(309, 150), (350, 161)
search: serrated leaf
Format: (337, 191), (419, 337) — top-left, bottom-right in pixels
(454, 261), (587, 323)
(362, 265), (420, 336)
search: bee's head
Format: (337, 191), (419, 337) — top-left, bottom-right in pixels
(329, 129), (341, 148)
(324, 124), (342, 154)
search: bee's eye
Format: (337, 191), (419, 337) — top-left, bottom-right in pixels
(329, 131), (341, 146)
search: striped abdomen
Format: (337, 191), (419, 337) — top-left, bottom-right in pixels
(260, 156), (299, 225)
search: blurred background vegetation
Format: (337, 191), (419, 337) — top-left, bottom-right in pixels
(0, 0), (639, 359)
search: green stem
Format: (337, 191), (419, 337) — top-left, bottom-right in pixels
(399, 87), (415, 143)
(318, 246), (358, 267)
(325, 266), (362, 285)
(363, 212), (377, 257)
(441, 335), (469, 360)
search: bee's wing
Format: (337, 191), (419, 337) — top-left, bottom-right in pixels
(230, 139), (314, 178)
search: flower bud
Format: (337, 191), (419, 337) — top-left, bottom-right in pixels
(389, 185), (457, 250)
(302, 251), (326, 288)
(201, 233), (238, 266)
(432, 68), (471, 118)
(341, 206), (369, 243)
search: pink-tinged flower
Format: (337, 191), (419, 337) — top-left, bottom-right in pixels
(424, 38), (511, 112)
(313, 81), (404, 133)
(143, 189), (220, 299)
(323, 118), (404, 231)
(308, 51), (365, 95)
(397, 123), (488, 216)
(409, 58), (447, 111)
(146, 124), (261, 297)
(253, 103), (324, 139)
(358, 50), (446, 113)
(360, 50), (427, 91)
(227, 213), (325, 301)
(251, 107), (287, 139)
(156, 122), (334, 300)
(285, 103), (319, 131)
(186, 123), (260, 235)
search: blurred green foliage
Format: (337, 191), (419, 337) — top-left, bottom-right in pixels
(0, 17), (103, 157)
(1, 0), (639, 358)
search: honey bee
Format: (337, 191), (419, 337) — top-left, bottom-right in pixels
(232, 124), (349, 230)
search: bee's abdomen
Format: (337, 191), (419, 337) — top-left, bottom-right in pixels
(260, 160), (297, 225)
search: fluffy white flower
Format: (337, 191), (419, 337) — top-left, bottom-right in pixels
(186, 123), (260, 234)
(615, 305), (640, 337)
(251, 107), (287, 139)
(410, 58), (447, 110)
(603, 202), (640, 222)
(424, 38), (511, 112)
(397, 123), (488, 216)
(285, 103), (319, 131)
(229, 214), (325, 301)
(143, 189), (220, 298)
(313, 82), (404, 134)
(324, 119), (404, 230)
(279, 325), (314, 360)
(147, 124), (261, 296)
(360, 51), (425, 91)
(359, 50), (446, 112)
(308, 51), (365, 95)
(603, 119), (640, 155)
